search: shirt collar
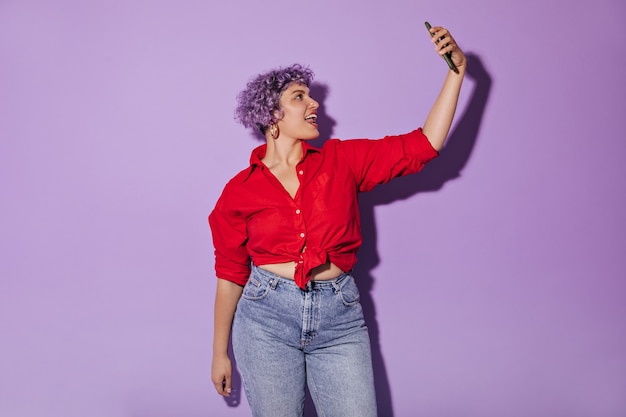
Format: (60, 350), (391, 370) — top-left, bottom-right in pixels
(244, 141), (321, 181)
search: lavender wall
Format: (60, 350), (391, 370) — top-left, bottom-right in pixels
(1, 1), (625, 416)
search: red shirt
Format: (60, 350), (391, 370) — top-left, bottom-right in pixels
(208, 128), (438, 289)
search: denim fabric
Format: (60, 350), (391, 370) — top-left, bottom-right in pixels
(232, 265), (377, 417)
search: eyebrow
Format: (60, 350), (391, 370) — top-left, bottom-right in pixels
(290, 88), (309, 96)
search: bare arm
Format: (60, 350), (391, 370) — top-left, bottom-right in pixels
(422, 25), (467, 151)
(211, 278), (243, 397)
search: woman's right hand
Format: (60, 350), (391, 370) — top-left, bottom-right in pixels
(212, 353), (233, 396)
(211, 278), (243, 397)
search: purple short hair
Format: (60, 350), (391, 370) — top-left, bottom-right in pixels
(235, 64), (314, 133)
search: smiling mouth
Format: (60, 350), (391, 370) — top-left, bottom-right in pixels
(305, 114), (318, 126)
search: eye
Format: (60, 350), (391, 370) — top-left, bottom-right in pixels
(295, 94), (303, 100)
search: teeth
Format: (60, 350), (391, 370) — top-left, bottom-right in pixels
(305, 114), (317, 121)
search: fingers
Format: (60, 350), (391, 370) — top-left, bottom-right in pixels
(212, 355), (233, 397)
(429, 26), (457, 56)
(223, 374), (232, 396)
(428, 24), (465, 69)
(212, 365), (233, 397)
(213, 374), (233, 397)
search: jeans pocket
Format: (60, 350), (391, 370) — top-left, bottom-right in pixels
(241, 275), (271, 300)
(338, 275), (360, 307)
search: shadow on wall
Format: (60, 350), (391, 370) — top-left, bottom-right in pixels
(354, 53), (492, 417)
(223, 53), (491, 417)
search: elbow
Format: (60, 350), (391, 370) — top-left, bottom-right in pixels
(423, 129), (445, 152)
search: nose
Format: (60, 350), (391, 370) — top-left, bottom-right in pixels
(309, 100), (319, 109)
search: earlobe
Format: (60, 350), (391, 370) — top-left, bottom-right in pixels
(269, 123), (279, 139)
(273, 109), (284, 121)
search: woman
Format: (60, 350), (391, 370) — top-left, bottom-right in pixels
(209, 24), (466, 417)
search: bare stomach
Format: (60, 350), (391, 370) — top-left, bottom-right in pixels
(257, 261), (344, 281)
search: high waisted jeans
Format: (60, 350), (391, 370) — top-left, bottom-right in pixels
(232, 265), (377, 417)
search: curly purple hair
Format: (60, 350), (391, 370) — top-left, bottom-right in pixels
(235, 64), (314, 133)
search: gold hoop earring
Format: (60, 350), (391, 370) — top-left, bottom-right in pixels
(269, 123), (279, 139)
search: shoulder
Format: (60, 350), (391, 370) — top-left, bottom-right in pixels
(329, 129), (434, 153)
(225, 166), (255, 186)
(221, 167), (253, 197)
(213, 166), (254, 208)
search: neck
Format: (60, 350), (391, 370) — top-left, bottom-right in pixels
(263, 136), (303, 168)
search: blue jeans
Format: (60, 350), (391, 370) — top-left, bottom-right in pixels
(232, 265), (377, 417)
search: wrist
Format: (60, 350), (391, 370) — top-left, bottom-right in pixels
(212, 337), (231, 358)
(450, 63), (466, 74)
(446, 65), (466, 81)
(212, 350), (230, 359)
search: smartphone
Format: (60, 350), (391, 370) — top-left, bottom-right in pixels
(425, 21), (456, 71)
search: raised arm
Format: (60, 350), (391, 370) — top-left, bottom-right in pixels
(422, 25), (467, 151)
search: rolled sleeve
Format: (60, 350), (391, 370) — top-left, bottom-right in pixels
(340, 128), (439, 192)
(208, 194), (251, 286)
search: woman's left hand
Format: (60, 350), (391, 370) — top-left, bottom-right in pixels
(428, 25), (466, 70)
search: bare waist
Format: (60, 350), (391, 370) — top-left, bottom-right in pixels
(257, 261), (344, 281)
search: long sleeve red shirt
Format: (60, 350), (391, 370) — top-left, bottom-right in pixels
(208, 128), (438, 289)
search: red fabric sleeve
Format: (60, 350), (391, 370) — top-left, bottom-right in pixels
(338, 128), (439, 192)
(208, 187), (251, 286)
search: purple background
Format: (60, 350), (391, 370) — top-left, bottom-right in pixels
(1, 1), (625, 416)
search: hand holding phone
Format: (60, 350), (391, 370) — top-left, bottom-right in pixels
(425, 21), (457, 71)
